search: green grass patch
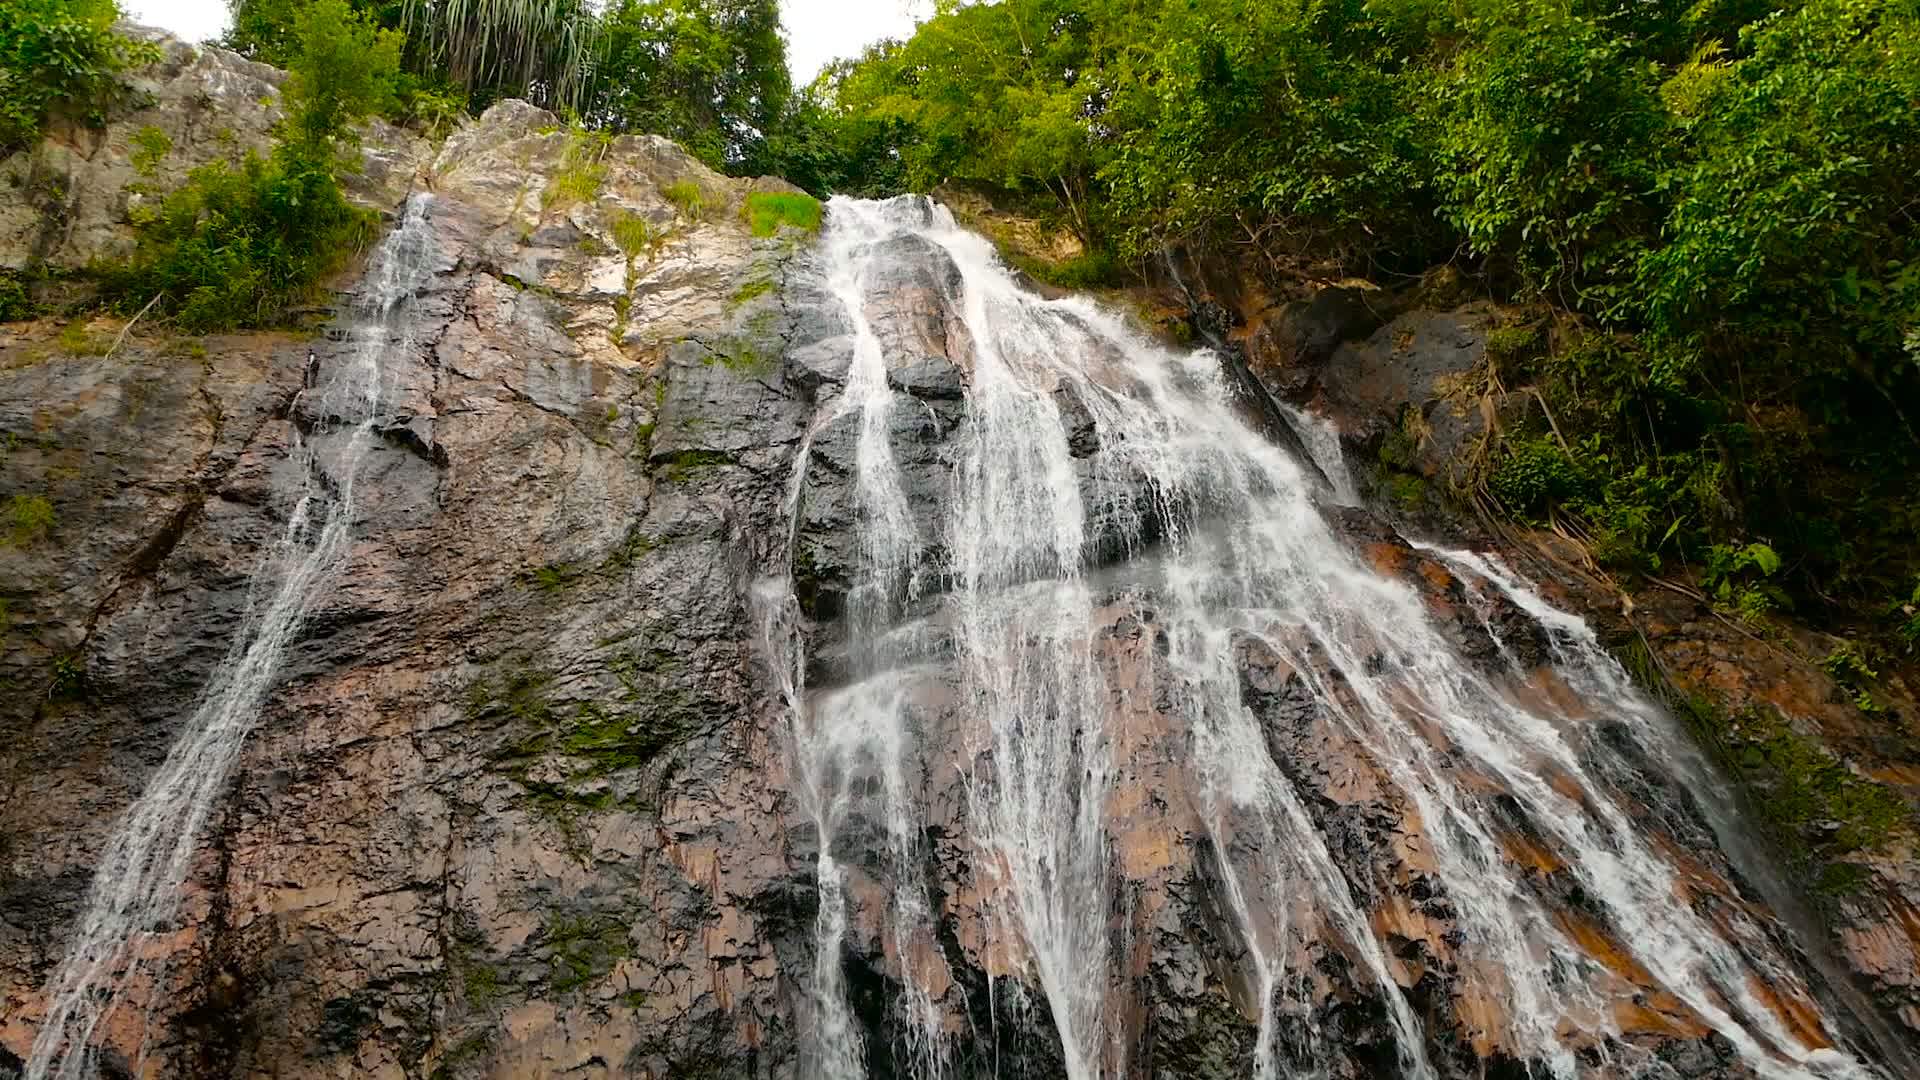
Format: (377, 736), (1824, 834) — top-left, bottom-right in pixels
(743, 191), (821, 237)
(55, 319), (111, 356)
(1010, 248), (1120, 290)
(661, 179), (706, 220)
(543, 130), (610, 212)
(611, 211), (658, 258)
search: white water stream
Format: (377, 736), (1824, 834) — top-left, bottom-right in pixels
(761, 197), (1880, 1079)
(24, 195), (438, 1080)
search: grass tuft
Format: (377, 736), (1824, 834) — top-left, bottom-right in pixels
(743, 191), (822, 237)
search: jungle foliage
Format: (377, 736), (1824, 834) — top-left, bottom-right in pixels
(816, 0), (1920, 632)
(225, 0), (793, 172)
(116, 0), (401, 330)
(0, 0), (155, 150)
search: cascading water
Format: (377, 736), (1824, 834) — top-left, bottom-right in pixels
(23, 195), (439, 1080)
(763, 195), (1884, 1079)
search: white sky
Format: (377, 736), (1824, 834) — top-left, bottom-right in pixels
(121, 0), (927, 82)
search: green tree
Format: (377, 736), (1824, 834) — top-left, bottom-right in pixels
(283, 0), (403, 153)
(589, 0), (789, 170)
(1431, 0), (1669, 303)
(759, 59), (908, 197)
(399, 0), (598, 111)
(835, 0), (1120, 242)
(1101, 0), (1432, 268)
(226, 0), (404, 66)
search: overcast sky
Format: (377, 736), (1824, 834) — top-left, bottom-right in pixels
(123, 0), (927, 82)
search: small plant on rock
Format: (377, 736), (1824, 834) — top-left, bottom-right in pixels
(743, 191), (821, 237)
(661, 179), (705, 220)
(542, 127), (609, 212)
(1702, 541), (1787, 624)
(128, 125), (171, 178)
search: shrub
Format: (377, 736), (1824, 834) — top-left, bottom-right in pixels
(1488, 436), (1586, 515)
(129, 125), (171, 178)
(742, 191), (820, 237)
(121, 151), (372, 331)
(118, 0), (400, 331)
(0, 0), (156, 150)
(0, 271), (35, 321)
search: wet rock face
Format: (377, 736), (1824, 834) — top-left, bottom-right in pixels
(2, 95), (1914, 1080)
(0, 99), (808, 1079)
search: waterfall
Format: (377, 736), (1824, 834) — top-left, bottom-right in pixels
(23, 195), (439, 1080)
(766, 195), (1881, 1079)
(1279, 402), (1359, 506)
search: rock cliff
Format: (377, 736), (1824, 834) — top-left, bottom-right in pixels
(2, 31), (1917, 1080)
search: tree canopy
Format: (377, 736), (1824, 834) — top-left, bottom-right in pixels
(11, 0), (1920, 636)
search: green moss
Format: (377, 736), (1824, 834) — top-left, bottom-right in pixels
(603, 525), (657, 570)
(442, 919), (507, 1014)
(543, 912), (630, 993)
(743, 191), (821, 237)
(1378, 413), (1418, 472)
(428, 1030), (495, 1080)
(466, 668), (555, 727)
(658, 449), (734, 483)
(519, 562), (585, 594)
(1483, 322), (1542, 365)
(1639, 655), (1911, 896)
(5, 494), (54, 546)
(1384, 471), (1428, 509)
(471, 647), (695, 825)
(461, 961), (502, 1006)
(729, 276), (774, 307)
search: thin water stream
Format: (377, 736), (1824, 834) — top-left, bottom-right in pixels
(24, 195), (438, 1080)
